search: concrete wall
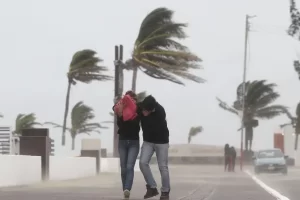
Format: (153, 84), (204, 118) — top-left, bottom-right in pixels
(49, 156), (96, 180)
(0, 155), (41, 187)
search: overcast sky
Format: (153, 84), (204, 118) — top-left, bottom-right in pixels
(0, 0), (299, 155)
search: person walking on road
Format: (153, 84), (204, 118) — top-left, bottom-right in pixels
(224, 144), (231, 172)
(113, 91), (140, 199)
(138, 95), (170, 200)
(230, 146), (236, 172)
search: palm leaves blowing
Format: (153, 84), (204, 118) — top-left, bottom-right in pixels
(188, 126), (203, 144)
(128, 7), (204, 91)
(47, 101), (106, 150)
(61, 50), (112, 146)
(14, 113), (41, 135)
(216, 80), (288, 151)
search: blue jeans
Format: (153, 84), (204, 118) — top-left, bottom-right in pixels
(118, 140), (140, 191)
(139, 141), (170, 192)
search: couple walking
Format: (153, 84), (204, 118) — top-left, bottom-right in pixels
(113, 91), (170, 200)
(224, 144), (236, 172)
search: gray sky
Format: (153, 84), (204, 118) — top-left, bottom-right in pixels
(0, 0), (299, 154)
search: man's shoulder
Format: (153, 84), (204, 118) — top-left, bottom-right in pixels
(155, 102), (165, 111)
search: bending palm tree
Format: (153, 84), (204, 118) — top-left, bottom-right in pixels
(188, 126), (203, 144)
(62, 49), (112, 146)
(46, 101), (106, 150)
(123, 7), (204, 92)
(14, 113), (41, 135)
(281, 102), (300, 150)
(217, 80), (288, 151)
(289, 0), (300, 78)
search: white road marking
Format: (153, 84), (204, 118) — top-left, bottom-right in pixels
(245, 170), (290, 200)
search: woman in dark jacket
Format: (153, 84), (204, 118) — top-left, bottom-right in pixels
(113, 91), (140, 199)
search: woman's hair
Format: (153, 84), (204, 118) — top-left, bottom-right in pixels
(125, 90), (137, 101)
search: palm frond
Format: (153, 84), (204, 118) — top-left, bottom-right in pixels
(132, 7), (203, 85)
(216, 97), (239, 115)
(289, 0), (300, 38)
(14, 113), (41, 134)
(68, 49), (113, 84)
(188, 126), (203, 137)
(188, 126), (203, 144)
(255, 105), (288, 119)
(70, 101), (104, 137)
(44, 122), (70, 130)
(140, 65), (185, 85)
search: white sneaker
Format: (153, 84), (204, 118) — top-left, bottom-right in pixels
(124, 189), (130, 199)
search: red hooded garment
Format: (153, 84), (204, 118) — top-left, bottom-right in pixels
(114, 95), (137, 121)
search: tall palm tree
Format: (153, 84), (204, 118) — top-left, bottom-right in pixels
(121, 7), (204, 92)
(46, 101), (106, 150)
(217, 80), (288, 151)
(288, 0), (300, 78)
(62, 49), (112, 146)
(281, 102), (300, 150)
(14, 113), (41, 135)
(188, 126), (203, 144)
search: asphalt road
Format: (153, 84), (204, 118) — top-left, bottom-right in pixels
(0, 165), (276, 200)
(250, 166), (300, 200)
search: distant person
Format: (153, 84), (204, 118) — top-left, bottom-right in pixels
(113, 91), (140, 199)
(229, 146), (236, 172)
(224, 144), (231, 172)
(138, 95), (170, 200)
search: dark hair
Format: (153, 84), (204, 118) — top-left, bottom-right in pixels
(141, 95), (156, 111)
(125, 90), (137, 101)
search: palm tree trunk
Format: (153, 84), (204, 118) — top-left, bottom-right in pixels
(295, 133), (299, 150)
(62, 81), (72, 146)
(131, 67), (138, 93)
(71, 136), (75, 150)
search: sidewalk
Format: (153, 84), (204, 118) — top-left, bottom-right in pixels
(0, 165), (276, 200)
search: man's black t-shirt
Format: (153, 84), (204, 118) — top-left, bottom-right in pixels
(139, 102), (169, 144)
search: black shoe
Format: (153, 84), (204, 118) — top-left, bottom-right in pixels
(160, 192), (170, 200)
(144, 185), (159, 199)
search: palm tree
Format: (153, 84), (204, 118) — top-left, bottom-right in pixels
(217, 80), (288, 151)
(288, 0), (300, 78)
(188, 126), (203, 144)
(281, 102), (300, 150)
(14, 113), (41, 135)
(61, 49), (112, 146)
(46, 101), (106, 150)
(120, 7), (204, 92)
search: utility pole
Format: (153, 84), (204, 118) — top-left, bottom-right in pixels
(113, 45), (123, 157)
(240, 14), (255, 171)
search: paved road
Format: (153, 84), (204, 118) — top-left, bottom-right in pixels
(250, 166), (300, 200)
(0, 165), (276, 200)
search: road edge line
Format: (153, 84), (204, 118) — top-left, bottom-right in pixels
(245, 170), (290, 200)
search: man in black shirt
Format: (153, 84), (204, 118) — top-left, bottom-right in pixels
(138, 95), (170, 200)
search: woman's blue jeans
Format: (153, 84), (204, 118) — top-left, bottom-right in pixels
(118, 140), (140, 191)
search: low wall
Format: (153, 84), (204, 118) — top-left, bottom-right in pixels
(49, 156), (96, 180)
(0, 155), (41, 187)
